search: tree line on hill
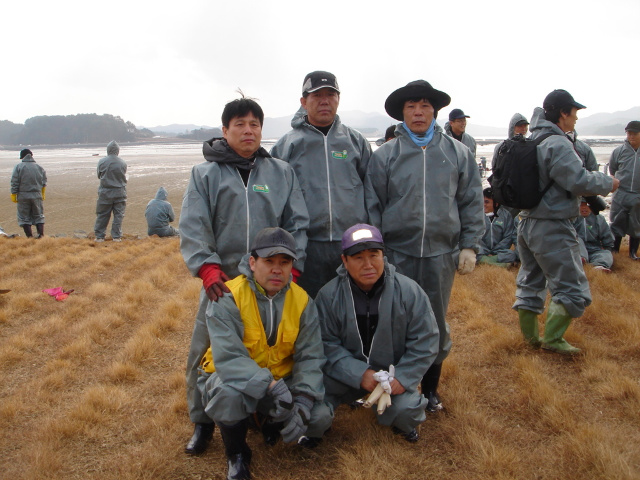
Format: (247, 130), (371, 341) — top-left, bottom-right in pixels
(0, 114), (155, 146)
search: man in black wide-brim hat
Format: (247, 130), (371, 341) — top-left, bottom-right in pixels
(364, 80), (484, 412)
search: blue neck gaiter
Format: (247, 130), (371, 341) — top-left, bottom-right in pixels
(402, 119), (437, 147)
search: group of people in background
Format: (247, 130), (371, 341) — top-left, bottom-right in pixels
(7, 140), (180, 240)
(6, 69), (639, 480)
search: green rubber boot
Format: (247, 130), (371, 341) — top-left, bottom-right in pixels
(518, 309), (541, 348)
(541, 302), (581, 355)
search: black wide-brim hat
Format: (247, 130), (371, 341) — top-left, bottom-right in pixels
(384, 80), (451, 121)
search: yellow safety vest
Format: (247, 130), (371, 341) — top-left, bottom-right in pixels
(201, 275), (308, 380)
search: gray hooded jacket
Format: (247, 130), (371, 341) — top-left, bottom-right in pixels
(491, 113), (529, 171)
(145, 186), (175, 234)
(609, 140), (640, 194)
(315, 259), (439, 392)
(520, 108), (614, 220)
(479, 207), (516, 256)
(365, 123), (484, 257)
(180, 139), (309, 278)
(97, 141), (127, 201)
(573, 212), (615, 254)
(270, 109), (372, 243)
(11, 154), (47, 199)
(444, 122), (477, 157)
(205, 255), (325, 401)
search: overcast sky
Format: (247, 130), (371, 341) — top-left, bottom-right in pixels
(2, 0), (638, 129)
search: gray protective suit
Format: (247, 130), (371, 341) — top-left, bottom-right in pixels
(478, 207), (517, 264)
(180, 138), (309, 424)
(609, 140), (640, 237)
(197, 255), (331, 437)
(145, 186), (178, 237)
(316, 259), (438, 432)
(513, 108), (615, 318)
(570, 132), (599, 172)
(573, 213), (614, 269)
(444, 122), (477, 157)
(270, 108), (372, 297)
(11, 154), (47, 226)
(94, 141), (127, 240)
(365, 122), (484, 364)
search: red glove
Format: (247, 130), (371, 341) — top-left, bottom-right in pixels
(291, 267), (301, 284)
(198, 263), (231, 302)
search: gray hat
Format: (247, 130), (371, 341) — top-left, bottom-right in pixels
(625, 121), (640, 133)
(342, 223), (385, 256)
(251, 227), (298, 260)
(302, 71), (340, 95)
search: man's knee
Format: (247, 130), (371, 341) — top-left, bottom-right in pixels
(307, 401), (333, 437)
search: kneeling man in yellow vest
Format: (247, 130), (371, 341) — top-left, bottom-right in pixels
(198, 227), (331, 480)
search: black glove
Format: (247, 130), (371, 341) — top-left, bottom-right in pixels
(268, 379), (294, 423)
(280, 395), (312, 443)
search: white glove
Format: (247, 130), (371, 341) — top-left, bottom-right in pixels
(458, 248), (477, 275)
(372, 365), (395, 394)
(364, 365), (395, 414)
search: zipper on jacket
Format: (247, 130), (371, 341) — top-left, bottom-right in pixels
(324, 136), (333, 242)
(237, 167), (252, 252)
(267, 297), (274, 345)
(421, 148), (427, 257)
(347, 284), (368, 362)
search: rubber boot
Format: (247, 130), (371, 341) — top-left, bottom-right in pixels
(613, 236), (622, 253)
(218, 420), (252, 480)
(184, 422), (215, 455)
(36, 223), (44, 239)
(541, 302), (581, 355)
(421, 362), (443, 412)
(518, 309), (541, 348)
(22, 225), (33, 238)
(629, 237), (640, 260)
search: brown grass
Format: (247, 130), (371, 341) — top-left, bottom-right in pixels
(1, 236), (640, 480)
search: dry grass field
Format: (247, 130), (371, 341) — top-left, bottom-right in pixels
(1, 235), (640, 480)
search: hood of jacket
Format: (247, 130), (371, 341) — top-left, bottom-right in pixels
(508, 113), (529, 138)
(202, 138), (271, 164)
(107, 140), (120, 156)
(155, 186), (168, 201)
(529, 107), (566, 137)
(21, 154), (35, 163)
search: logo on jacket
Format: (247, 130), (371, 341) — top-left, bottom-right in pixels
(332, 150), (348, 160)
(253, 184), (270, 193)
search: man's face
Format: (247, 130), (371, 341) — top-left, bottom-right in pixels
(558, 107), (579, 133)
(402, 99), (434, 135)
(300, 88), (339, 127)
(579, 202), (591, 217)
(627, 130), (640, 150)
(450, 117), (467, 136)
(483, 196), (495, 214)
(249, 253), (293, 297)
(222, 112), (262, 159)
(513, 124), (529, 136)
(341, 249), (384, 292)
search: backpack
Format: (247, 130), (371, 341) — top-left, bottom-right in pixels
(488, 133), (556, 209)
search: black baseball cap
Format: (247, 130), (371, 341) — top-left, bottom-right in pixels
(449, 109), (470, 121)
(302, 71), (340, 95)
(543, 89), (586, 111)
(251, 227), (298, 260)
(625, 121), (640, 133)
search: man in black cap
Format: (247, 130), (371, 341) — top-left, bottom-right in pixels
(316, 223), (439, 442)
(513, 89), (619, 355)
(10, 149), (47, 238)
(445, 108), (477, 157)
(197, 227), (331, 480)
(365, 80), (484, 413)
(609, 120), (640, 259)
(271, 71), (372, 298)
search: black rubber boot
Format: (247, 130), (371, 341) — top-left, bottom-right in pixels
(613, 236), (622, 253)
(184, 422), (215, 455)
(22, 225), (33, 238)
(218, 420), (252, 480)
(629, 237), (640, 260)
(36, 223), (44, 239)
(421, 363), (443, 412)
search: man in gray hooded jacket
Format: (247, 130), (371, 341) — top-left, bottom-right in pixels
(94, 140), (127, 242)
(513, 90), (618, 355)
(145, 186), (178, 237)
(271, 71), (372, 298)
(316, 224), (439, 442)
(179, 96), (309, 456)
(365, 80), (484, 413)
(11, 149), (47, 238)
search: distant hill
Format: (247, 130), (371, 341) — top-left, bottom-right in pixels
(575, 107), (640, 135)
(145, 124), (214, 135)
